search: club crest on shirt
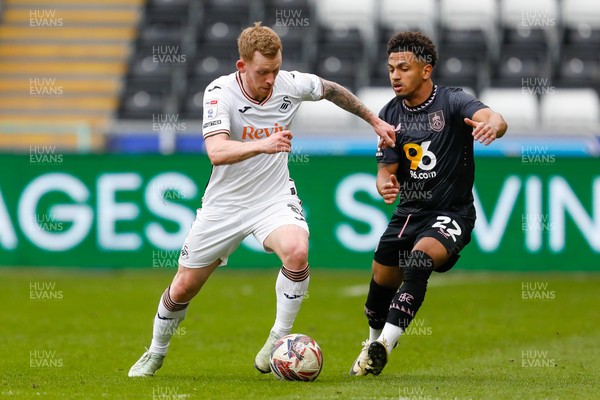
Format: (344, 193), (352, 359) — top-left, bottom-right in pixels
(278, 96), (292, 113)
(428, 110), (445, 132)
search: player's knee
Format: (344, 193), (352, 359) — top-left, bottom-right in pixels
(170, 271), (202, 302)
(281, 245), (308, 271)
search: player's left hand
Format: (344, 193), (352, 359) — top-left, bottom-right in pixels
(465, 117), (499, 146)
(372, 118), (396, 149)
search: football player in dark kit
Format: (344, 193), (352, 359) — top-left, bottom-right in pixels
(350, 31), (508, 376)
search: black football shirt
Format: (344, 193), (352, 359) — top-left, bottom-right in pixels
(376, 85), (487, 218)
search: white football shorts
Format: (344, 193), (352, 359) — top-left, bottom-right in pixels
(178, 196), (309, 268)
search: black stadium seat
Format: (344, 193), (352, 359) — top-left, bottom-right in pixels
(492, 44), (550, 88)
(435, 45), (485, 92)
(118, 80), (170, 119)
(555, 46), (600, 90)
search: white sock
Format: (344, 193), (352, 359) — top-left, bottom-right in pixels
(378, 322), (403, 354)
(149, 287), (189, 356)
(369, 327), (382, 342)
(270, 265), (310, 337)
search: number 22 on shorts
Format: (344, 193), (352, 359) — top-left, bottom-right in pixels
(432, 216), (461, 242)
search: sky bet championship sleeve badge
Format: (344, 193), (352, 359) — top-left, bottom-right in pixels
(205, 99), (218, 119)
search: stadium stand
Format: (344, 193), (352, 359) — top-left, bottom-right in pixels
(480, 87), (540, 131)
(0, 0), (142, 152)
(540, 88), (600, 133)
(372, 0), (437, 87)
(1, 0), (598, 152)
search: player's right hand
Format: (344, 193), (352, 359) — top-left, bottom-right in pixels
(263, 130), (293, 154)
(381, 174), (400, 204)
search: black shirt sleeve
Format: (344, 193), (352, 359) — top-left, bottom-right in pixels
(448, 88), (488, 119)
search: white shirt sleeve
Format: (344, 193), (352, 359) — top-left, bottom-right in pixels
(291, 71), (323, 102)
(202, 82), (231, 139)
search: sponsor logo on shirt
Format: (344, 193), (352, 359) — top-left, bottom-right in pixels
(203, 120), (222, 129)
(403, 140), (438, 179)
(242, 122), (288, 140)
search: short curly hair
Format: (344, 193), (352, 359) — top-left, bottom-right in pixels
(238, 21), (282, 62)
(386, 31), (437, 68)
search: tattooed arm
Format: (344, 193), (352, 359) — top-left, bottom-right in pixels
(321, 79), (396, 148)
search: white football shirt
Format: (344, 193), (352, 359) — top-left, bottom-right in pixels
(201, 70), (323, 209)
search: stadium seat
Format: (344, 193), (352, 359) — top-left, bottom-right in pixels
(191, 42), (237, 83)
(269, 23), (312, 71)
(369, 53), (391, 87)
(316, 0), (377, 43)
(138, 13), (187, 45)
(202, 0), (252, 27)
(480, 88), (540, 132)
(128, 45), (176, 80)
(436, 45), (485, 92)
(562, 0), (600, 29)
(540, 88), (600, 133)
(118, 80), (170, 119)
(181, 81), (205, 120)
(147, 0), (189, 14)
(561, 0), (600, 48)
(378, 0), (437, 42)
(439, 0), (498, 58)
(373, 0), (438, 87)
(263, 0), (312, 26)
(315, 52), (360, 92)
(200, 20), (242, 45)
(500, 0), (559, 65)
(492, 44), (550, 88)
(292, 99), (354, 133)
(357, 87), (395, 115)
(554, 46), (600, 90)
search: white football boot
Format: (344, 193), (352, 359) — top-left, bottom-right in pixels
(349, 339), (372, 376)
(128, 350), (165, 377)
(254, 331), (281, 373)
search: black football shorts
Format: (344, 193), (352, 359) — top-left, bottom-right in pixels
(374, 211), (475, 273)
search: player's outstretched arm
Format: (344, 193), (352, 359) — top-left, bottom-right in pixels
(377, 162), (400, 205)
(205, 131), (293, 165)
(320, 79), (396, 148)
(465, 108), (508, 146)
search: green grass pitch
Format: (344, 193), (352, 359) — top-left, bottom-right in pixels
(2, 267), (598, 399)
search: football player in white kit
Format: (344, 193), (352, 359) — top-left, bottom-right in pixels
(129, 22), (396, 377)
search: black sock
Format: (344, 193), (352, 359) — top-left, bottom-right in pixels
(364, 276), (398, 329)
(387, 250), (434, 330)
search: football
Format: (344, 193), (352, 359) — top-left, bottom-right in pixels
(269, 333), (323, 381)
